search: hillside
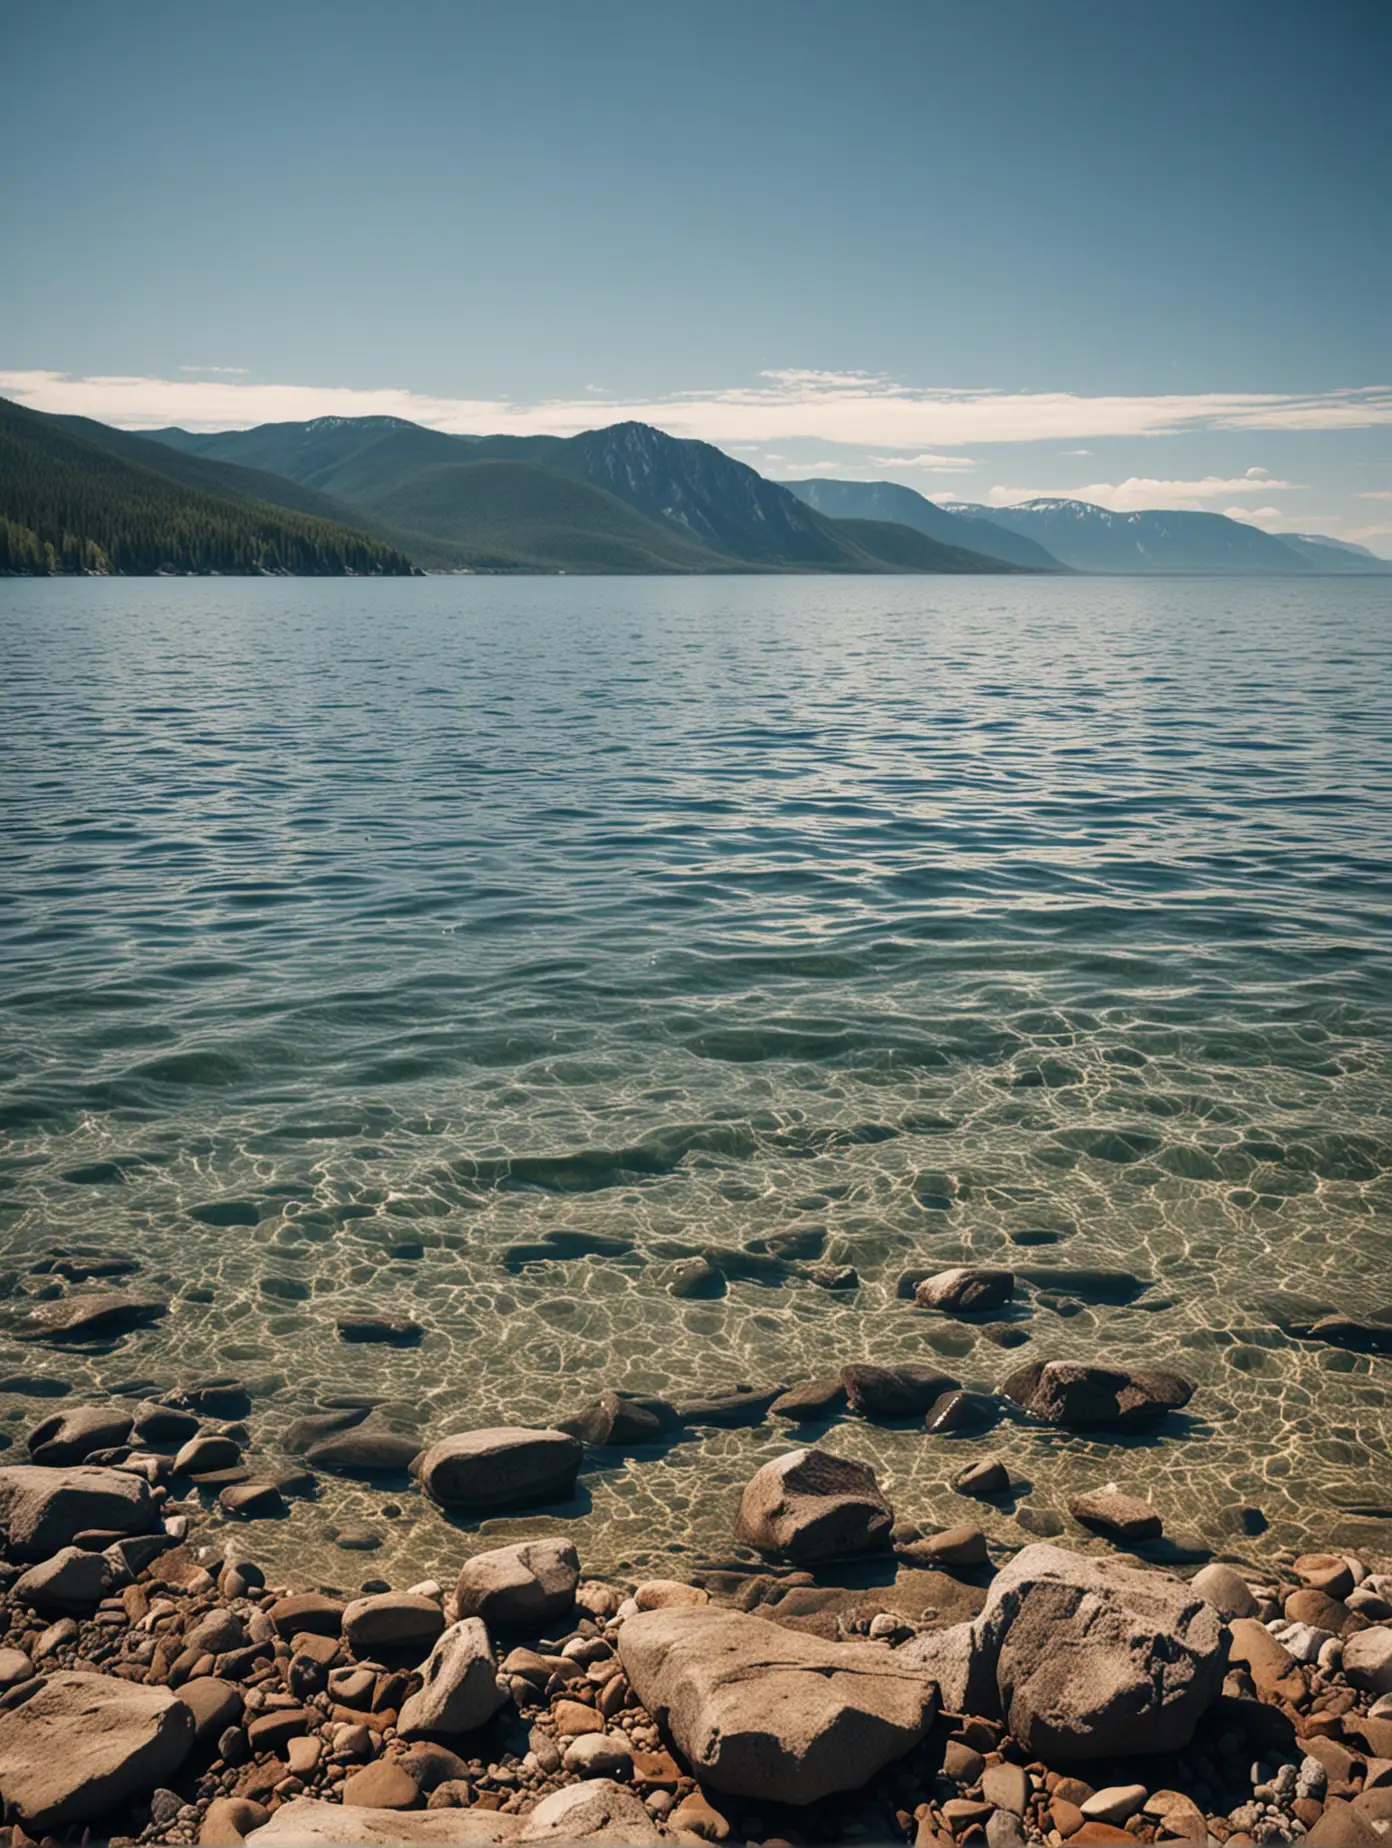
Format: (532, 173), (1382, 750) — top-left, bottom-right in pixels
(0, 398), (414, 576)
(831, 518), (1028, 574)
(940, 498), (1385, 573)
(781, 477), (1065, 570)
(148, 417), (1028, 575)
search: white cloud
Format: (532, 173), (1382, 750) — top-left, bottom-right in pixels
(979, 472), (1303, 513)
(1356, 489), (1392, 501)
(1061, 448), (1092, 455)
(868, 452), (976, 471)
(1222, 505), (1290, 530)
(177, 365), (249, 375)
(3, 365), (1392, 444)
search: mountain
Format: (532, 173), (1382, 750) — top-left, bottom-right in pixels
(939, 497), (1388, 574)
(146, 416), (1030, 575)
(0, 397), (413, 576)
(1274, 532), (1390, 570)
(779, 477), (1065, 570)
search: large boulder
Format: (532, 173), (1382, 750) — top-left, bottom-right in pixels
(454, 1539), (579, 1628)
(14, 1545), (116, 1613)
(0, 1464), (157, 1561)
(413, 1428), (583, 1510)
(735, 1448), (893, 1563)
(0, 1671), (194, 1830)
(617, 1604), (938, 1804)
(1001, 1361), (1193, 1429)
(397, 1619), (509, 1737)
(900, 1543), (1226, 1761)
(840, 1363), (959, 1420)
(27, 1404), (134, 1465)
(915, 1269), (1014, 1314)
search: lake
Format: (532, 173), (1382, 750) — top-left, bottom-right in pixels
(1, 572), (1389, 1584)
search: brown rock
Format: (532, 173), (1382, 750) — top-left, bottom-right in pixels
(1229, 1617), (1305, 1703)
(0, 1463), (157, 1560)
(1072, 1828), (1134, 1845)
(736, 1447), (894, 1563)
(915, 1268), (1015, 1314)
(1001, 1360), (1193, 1429)
(414, 1427), (584, 1510)
(247, 1707), (313, 1753)
(176, 1676), (244, 1741)
(1051, 1801), (1086, 1835)
(1069, 1488), (1163, 1543)
(200, 1797), (270, 1845)
(342, 1591), (445, 1654)
(454, 1539), (579, 1629)
(841, 1362), (960, 1419)
(268, 1592), (347, 1637)
(0, 1670), (194, 1830)
(553, 1698), (604, 1736)
(342, 1761), (422, 1809)
(770, 1378), (849, 1422)
(1297, 1555), (1357, 1600)
(1306, 1799), (1384, 1844)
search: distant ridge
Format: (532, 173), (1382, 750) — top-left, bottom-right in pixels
(779, 476), (1066, 570)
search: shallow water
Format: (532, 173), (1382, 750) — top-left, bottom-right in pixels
(1, 573), (1389, 1587)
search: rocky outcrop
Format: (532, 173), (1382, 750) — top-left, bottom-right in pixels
(915, 1268), (1015, 1313)
(454, 1539), (580, 1628)
(617, 1604), (937, 1804)
(397, 1619), (510, 1737)
(1001, 1360), (1193, 1429)
(0, 1671), (194, 1830)
(900, 1543), (1226, 1760)
(0, 1463), (157, 1560)
(735, 1448), (893, 1563)
(414, 1429), (584, 1510)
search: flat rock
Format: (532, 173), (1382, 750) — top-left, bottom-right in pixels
(13, 1291), (168, 1343)
(769, 1377), (848, 1422)
(915, 1268), (1015, 1314)
(1001, 1360), (1193, 1429)
(897, 1525), (988, 1569)
(454, 1538), (580, 1628)
(131, 1400), (201, 1445)
(343, 1591), (446, 1654)
(246, 1800), (519, 1843)
(618, 1603), (938, 1804)
(1069, 1487), (1164, 1541)
(27, 1403), (134, 1465)
(735, 1448), (893, 1563)
(0, 1670), (194, 1830)
(305, 1428), (422, 1475)
(398, 1618), (509, 1737)
(0, 1463), (157, 1560)
(670, 1385), (783, 1427)
(414, 1427), (584, 1509)
(840, 1362), (960, 1420)
(559, 1390), (680, 1448)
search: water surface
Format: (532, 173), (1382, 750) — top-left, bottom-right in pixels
(1, 574), (1389, 1584)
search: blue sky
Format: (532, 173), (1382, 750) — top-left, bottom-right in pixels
(2, 0), (1389, 547)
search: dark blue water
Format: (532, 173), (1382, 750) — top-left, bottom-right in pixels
(1, 574), (1389, 1578)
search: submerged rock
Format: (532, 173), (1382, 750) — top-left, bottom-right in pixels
(770, 1377), (848, 1422)
(670, 1385), (783, 1427)
(304, 1428), (422, 1476)
(1069, 1487), (1163, 1542)
(841, 1362), (960, 1419)
(736, 1448), (894, 1563)
(414, 1427), (583, 1510)
(559, 1390), (680, 1447)
(13, 1292), (168, 1343)
(336, 1316), (424, 1346)
(915, 1268), (1015, 1314)
(1001, 1359), (1193, 1429)
(27, 1403), (134, 1465)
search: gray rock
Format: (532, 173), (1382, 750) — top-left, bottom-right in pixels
(414, 1427), (583, 1510)
(915, 1268), (1015, 1314)
(1069, 1487), (1163, 1541)
(27, 1403), (134, 1465)
(0, 1463), (157, 1560)
(0, 1670), (194, 1830)
(397, 1618), (509, 1737)
(1001, 1359), (1194, 1429)
(518, 1781), (664, 1843)
(900, 1542), (1227, 1761)
(14, 1544), (115, 1612)
(1190, 1562), (1259, 1619)
(735, 1448), (893, 1563)
(618, 1604), (937, 1804)
(840, 1362), (960, 1419)
(454, 1539), (580, 1628)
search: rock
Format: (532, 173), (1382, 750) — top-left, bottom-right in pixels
(220, 1481), (287, 1519)
(343, 1762), (423, 1809)
(981, 1763), (1029, 1814)
(634, 1580), (710, 1610)
(503, 1227), (635, 1270)
(560, 1391), (680, 1448)
(268, 1591), (348, 1637)
(184, 1607), (250, 1657)
(769, 1378), (848, 1422)
(986, 1811), (1027, 1848)
(414, 1427), (584, 1509)
(1069, 1488), (1163, 1542)
(0, 1670), (194, 1830)
(617, 1603), (938, 1804)
(0, 1462), (157, 1559)
(27, 1403), (134, 1465)
(915, 1268), (1014, 1314)
(521, 1779), (666, 1842)
(899, 1541), (1226, 1760)
(1190, 1562), (1258, 1618)
(952, 1457), (1011, 1499)
(397, 1618), (509, 1736)
(13, 1291), (168, 1343)
(670, 1385), (784, 1427)
(1227, 1617), (1305, 1702)
(454, 1538), (580, 1628)
(180, 1376), (253, 1418)
(305, 1427), (422, 1475)
(1296, 1554), (1357, 1599)
(563, 1732), (636, 1778)
(200, 1797), (270, 1845)
(246, 1801), (514, 1843)
(1344, 1628), (1392, 1695)
(0, 1645), (34, 1688)
(809, 1264), (859, 1291)
(555, 1699), (605, 1736)
(840, 1362), (960, 1419)
(1306, 1799), (1385, 1844)
(174, 1432), (243, 1475)
(1001, 1360), (1193, 1429)
(14, 1544), (114, 1612)
(177, 1676), (244, 1741)
(1081, 1786), (1147, 1824)
(337, 1316), (424, 1346)
(132, 1400), (201, 1445)
(735, 1448), (894, 1563)
(1303, 1317), (1392, 1356)
(898, 1525), (988, 1568)
(343, 1591), (446, 1654)
(663, 1256), (726, 1298)
(925, 1389), (1001, 1437)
